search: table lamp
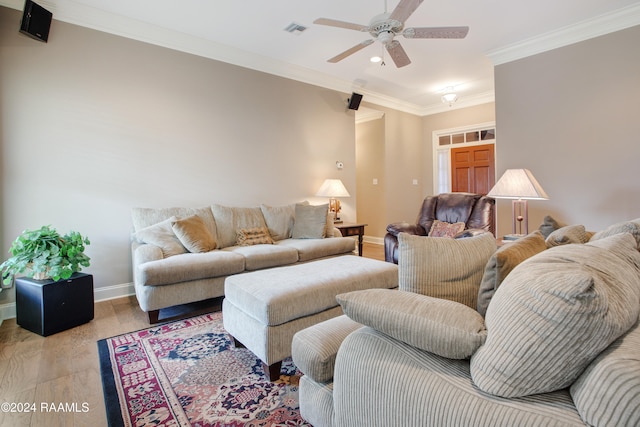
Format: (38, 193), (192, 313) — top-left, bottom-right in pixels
(316, 179), (350, 223)
(487, 169), (548, 239)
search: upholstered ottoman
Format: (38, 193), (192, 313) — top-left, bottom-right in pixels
(222, 255), (398, 380)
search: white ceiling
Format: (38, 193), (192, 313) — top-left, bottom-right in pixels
(3, 0), (640, 115)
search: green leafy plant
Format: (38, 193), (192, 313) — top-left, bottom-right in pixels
(0, 225), (91, 287)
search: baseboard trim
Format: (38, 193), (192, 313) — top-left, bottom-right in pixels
(0, 282), (136, 323)
(364, 236), (384, 245)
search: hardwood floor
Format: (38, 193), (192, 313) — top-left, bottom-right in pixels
(0, 242), (385, 426)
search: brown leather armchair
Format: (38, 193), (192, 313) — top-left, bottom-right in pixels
(384, 192), (496, 263)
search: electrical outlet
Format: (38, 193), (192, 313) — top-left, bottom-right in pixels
(412, 179), (418, 185)
(373, 178), (378, 185)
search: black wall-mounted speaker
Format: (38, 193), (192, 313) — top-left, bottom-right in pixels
(20, 0), (52, 43)
(347, 92), (363, 110)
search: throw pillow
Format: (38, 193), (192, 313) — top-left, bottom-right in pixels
(133, 216), (187, 258)
(538, 215), (565, 239)
(171, 215), (217, 253)
(545, 224), (589, 247)
(211, 204), (268, 248)
(470, 233), (640, 398)
(337, 289), (487, 359)
(291, 203), (329, 239)
(590, 218), (640, 249)
(260, 203), (301, 241)
(477, 230), (547, 316)
(570, 318), (640, 427)
(428, 220), (466, 238)
(398, 232), (496, 309)
(236, 227), (274, 246)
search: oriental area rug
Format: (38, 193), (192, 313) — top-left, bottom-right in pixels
(98, 311), (311, 427)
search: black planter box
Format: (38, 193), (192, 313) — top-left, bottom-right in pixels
(15, 272), (94, 336)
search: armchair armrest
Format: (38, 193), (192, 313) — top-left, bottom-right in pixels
(386, 222), (426, 237)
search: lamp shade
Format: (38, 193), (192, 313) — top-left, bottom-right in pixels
(487, 169), (548, 200)
(315, 179), (350, 198)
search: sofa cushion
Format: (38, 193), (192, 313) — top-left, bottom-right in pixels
(428, 220), (465, 238)
(398, 232), (496, 309)
(236, 226), (274, 246)
(477, 230), (547, 316)
(223, 244), (298, 271)
(470, 233), (640, 398)
(276, 237), (355, 262)
(136, 250), (246, 286)
(545, 224), (590, 247)
(292, 203), (329, 239)
(260, 203), (300, 241)
(133, 217), (187, 258)
(211, 204), (269, 248)
(570, 317), (640, 427)
(337, 289), (487, 359)
(171, 214), (217, 253)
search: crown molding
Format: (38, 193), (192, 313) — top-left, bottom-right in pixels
(487, 3), (640, 65)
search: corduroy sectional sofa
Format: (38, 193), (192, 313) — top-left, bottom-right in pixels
(293, 218), (640, 427)
(131, 202), (356, 323)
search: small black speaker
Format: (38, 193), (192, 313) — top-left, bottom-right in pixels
(347, 92), (363, 110)
(20, 0), (52, 43)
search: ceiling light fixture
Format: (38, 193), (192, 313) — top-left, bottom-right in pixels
(441, 87), (458, 106)
(370, 56), (382, 63)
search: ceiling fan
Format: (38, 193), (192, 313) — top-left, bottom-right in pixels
(314, 0), (469, 68)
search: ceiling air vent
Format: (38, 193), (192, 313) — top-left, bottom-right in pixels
(284, 22), (307, 34)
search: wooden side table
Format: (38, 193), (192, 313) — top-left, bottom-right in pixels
(335, 223), (367, 256)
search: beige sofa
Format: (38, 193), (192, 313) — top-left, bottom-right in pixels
(131, 202), (356, 323)
(293, 219), (640, 427)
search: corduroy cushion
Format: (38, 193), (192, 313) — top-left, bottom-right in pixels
(477, 231), (547, 316)
(211, 204), (269, 248)
(590, 218), (640, 248)
(171, 214), (217, 253)
(545, 224), (590, 247)
(134, 217), (187, 258)
(292, 203), (329, 239)
(470, 233), (640, 398)
(398, 232), (496, 309)
(260, 203), (301, 241)
(337, 288), (487, 359)
(570, 318), (640, 426)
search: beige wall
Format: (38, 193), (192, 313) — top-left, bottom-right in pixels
(0, 6), (357, 304)
(495, 24), (640, 236)
(355, 117), (386, 237)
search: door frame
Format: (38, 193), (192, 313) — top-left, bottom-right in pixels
(432, 122), (496, 194)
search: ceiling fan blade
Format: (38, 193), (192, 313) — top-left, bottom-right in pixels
(403, 26), (469, 39)
(314, 18), (368, 32)
(327, 39), (375, 63)
(389, 0), (425, 24)
(385, 40), (411, 68)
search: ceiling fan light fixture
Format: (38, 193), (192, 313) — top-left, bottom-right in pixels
(370, 55), (382, 63)
(441, 87), (458, 106)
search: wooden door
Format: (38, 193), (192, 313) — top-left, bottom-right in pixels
(451, 144), (495, 194)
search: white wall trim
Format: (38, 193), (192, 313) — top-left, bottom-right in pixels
(3, 1), (633, 116)
(0, 282), (135, 322)
(487, 3), (640, 65)
(364, 235), (384, 246)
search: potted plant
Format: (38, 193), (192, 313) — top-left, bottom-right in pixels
(0, 225), (94, 336)
(0, 225), (91, 286)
